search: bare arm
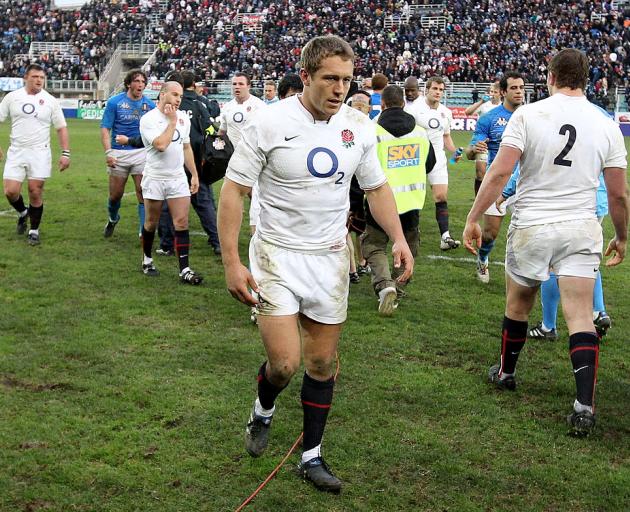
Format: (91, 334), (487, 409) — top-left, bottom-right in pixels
(56, 126), (70, 171)
(603, 167), (629, 266)
(443, 133), (457, 153)
(217, 177), (258, 305)
(463, 145), (521, 254)
(364, 183), (414, 282)
(183, 143), (199, 194)
(464, 100), (483, 116)
(100, 127), (117, 167)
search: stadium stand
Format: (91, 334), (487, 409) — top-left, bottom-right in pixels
(0, 0), (628, 108)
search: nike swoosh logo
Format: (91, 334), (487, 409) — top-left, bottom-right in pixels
(574, 365), (589, 374)
(284, 135), (300, 141)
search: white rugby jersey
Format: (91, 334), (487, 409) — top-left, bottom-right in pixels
(406, 99), (452, 164)
(501, 93), (627, 228)
(0, 87), (66, 148)
(226, 95), (386, 253)
(219, 94), (266, 147)
(476, 100), (499, 116)
(140, 108), (190, 180)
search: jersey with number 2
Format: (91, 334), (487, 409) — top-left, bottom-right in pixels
(500, 93), (627, 227)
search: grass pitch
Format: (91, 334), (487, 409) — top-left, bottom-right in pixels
(0, 120), (629, 511)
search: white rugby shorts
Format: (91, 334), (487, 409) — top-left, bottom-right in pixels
(141, 174), (190, 200)
(249, 236), (350, 324)
(107, 148), (146, 177)
(428, 161), (448, 186)
(505, 218), (602, 287)
(3, 146), (51, 181)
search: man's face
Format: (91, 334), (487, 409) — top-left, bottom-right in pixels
(232, 76), (250, 101)
(426, 81), (444, 103)
(162, 83), (183, 109)
(301, 56), (353, 121)
(404, 84), (419, 102)
(264, 84), (276, 100)
(24, 69), (46, 94)
(127, 74), (147, 99)
(503, 78), (525, 108)
(488, 85), (500, 102)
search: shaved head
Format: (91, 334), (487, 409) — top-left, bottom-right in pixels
(159, 80), (183, 96)
(404, 76), (419, 89)
(404, 76), (420, 102)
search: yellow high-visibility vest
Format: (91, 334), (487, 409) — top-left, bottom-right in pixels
(376, 124), (430, 214)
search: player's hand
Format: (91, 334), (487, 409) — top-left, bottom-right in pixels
(224, 262), (259, 306)
(58, 155), (70, 172)
(106, 155), (117, 168)
(495, 195), (506, 213)
(604, 237), (626, 267)
(463, 221), (482, 255)
(164, 103), (177, 122)
(474, 139), (488, 154)
(115, 135), (129, 145)
(190, 174), (199, 195)
(392, 239), (414, 283)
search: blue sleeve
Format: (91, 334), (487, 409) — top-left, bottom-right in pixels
(502, 166), (520, 198)
(145, 97), (156, 110)
(596, 174), (608, 217)
(100, 97), (116, 129)
(470, 112), (491, 145)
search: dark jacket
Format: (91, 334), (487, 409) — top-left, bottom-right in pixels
(180, 89), (211, 156)
(365, 107), (436, 232)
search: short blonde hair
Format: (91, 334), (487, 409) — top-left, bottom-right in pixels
(300, 36), (354, 75)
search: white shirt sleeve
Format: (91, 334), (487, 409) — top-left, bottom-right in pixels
(500, 108), (526, 152)
(604, 122), (627, 169)
(181, 114), (191, 144)
(443, 107), (453, 135)
(219, 109), (227, 132)
(355, 132), (387, 190)
(0, 94), (10, 123)
(224, 115), (266, 187)
(140, 114), (163, 147)
(51, 98), (67, 129)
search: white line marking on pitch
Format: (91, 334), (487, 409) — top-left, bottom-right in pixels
(426, 254), (505, 267)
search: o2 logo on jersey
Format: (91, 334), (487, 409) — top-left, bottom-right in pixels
(172, 129), (181, 143)
(307, 148), (338, 178)
(306, 148), (346, 185)
(387, 144), (420, 169)
(427, 117), (441, 129)
(22, 103), (36, 115)
(233, 112), (244, 123)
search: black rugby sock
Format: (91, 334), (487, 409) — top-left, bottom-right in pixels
(301, 372), (335, 452)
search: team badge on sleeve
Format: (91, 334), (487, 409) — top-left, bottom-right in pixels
(341, 129), (355, 149)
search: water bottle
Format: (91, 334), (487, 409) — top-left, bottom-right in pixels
(482, 94), (490, 101)
(449, 147), (463, 164)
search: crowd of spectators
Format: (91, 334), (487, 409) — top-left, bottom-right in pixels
(0, 0), (146, 80)
(1, 0), (628, 105)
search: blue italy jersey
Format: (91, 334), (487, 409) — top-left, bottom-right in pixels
(101, 92), (155, 150)
(470, 104), (514, 166)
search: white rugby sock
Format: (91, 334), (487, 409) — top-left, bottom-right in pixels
(301, 444), (321, 464)
(254, 397), (274, 418)
(574, 399), (593, 415)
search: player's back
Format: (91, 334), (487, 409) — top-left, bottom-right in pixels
(504, 94), (626, 227)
